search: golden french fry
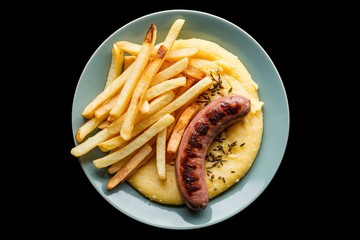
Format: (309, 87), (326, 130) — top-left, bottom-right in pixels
(81, 63), (134, 119)
(128, 146), (156, 175)
(165, 113), (177, 163)
(105, 43), (124, 89)
(139, 100), (150, 114)
(144, 91), (175, 116)
(157, 59), (173, 72)
(109, 23), (157, 119)
(97, 120), (111, 130)
(107, 115), (117, 122)
(94, 93), (119, 119)
(165, 47), (199, 62)
(182, 63), (206, 80)
(150, 57), (188, 87)
(175, 77), (200, 98)
(107, 151), (135, 175)
(121, 45), (167, 141)
(156, 128), (167, 180)
(152, 18), (185, 62)
(98, 134), (125, 152)
(145, 76), (186, 101)
(107, 143), (153, 190)
(167, 103), (200, 154)
(93, 113), (175, 168)
(71, 128), (112, 157)
(115, 41), (142, 56)
(76, 114), (108, 142)
(123, 56), (136, 70)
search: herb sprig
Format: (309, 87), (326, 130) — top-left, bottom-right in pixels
(196, 70), (224, 106)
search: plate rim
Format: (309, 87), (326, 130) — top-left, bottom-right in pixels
(71, 9), (290, 230)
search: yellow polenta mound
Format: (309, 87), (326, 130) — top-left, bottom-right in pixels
(128, 38), (264, 205)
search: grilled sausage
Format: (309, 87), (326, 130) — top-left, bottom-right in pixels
(175, 94), (251, 210)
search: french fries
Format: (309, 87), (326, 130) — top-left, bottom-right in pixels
(76, 114), (108, 142)
(150, 57), (188, 87)
(71, 128), (112, 157)
(93, 113), (174, 168)
(105, 43), (124, 89)
(182, 64), (206, 80)
(127, 76), (212, 140)
(120, 45), (167, 141)
(101, 91), (175, 151)
(107, 150), (137, 175)
(81, 63), (133, 119)
(98, 120), (111, 130)
(123, 56), (136, 70)
(145, 76), (186, 101)
(109, 23), (157, 119)
(156, 128), (167, 180)
(167, 103), (200, 155)
(120, 19), (185, 140)
(71, 18), (218, 191)
(107, 143), (153, 190)
(94, 93), (119, 119)
(140, 100), (150, 114)
(115, 41), (142, 56)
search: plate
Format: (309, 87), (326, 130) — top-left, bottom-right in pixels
(71, 9), (289, 229)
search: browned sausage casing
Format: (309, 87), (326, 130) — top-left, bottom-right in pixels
(175, 94), (251, 210)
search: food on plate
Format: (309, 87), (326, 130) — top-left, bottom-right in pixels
(175, 95), (251, 210)
(71, 18), (264, 210)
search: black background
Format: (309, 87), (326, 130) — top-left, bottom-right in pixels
(4, 4), (358, 237)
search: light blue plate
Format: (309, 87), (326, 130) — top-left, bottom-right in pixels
(72, 9), (289, 230)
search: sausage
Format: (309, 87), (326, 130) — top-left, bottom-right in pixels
(175, 94), (251, 210)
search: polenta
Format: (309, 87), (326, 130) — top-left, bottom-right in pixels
(128, 38), (264, 205)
